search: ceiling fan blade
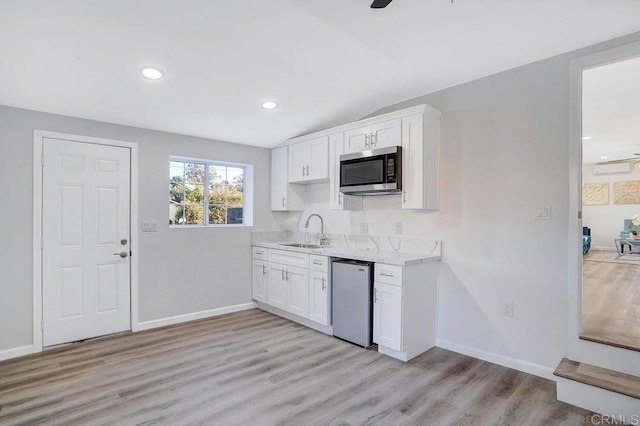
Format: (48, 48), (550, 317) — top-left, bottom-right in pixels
(371, 0), (393, 8)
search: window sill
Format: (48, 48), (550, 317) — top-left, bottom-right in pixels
(169, 224), (253, 229)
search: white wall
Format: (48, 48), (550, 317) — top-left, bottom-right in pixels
(275, 31), (640, 376)
(0, 106), (279, 352)
(582, 163), (640, 249)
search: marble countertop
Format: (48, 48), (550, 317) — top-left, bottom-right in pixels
(252, 242), (441, 266)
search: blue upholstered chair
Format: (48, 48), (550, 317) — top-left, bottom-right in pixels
(583, 226), (591, 254)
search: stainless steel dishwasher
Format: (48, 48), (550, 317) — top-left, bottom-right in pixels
(331, 259), (374, 348)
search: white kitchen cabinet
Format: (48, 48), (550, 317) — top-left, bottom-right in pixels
(271, 146), (305, 211)
(328, 132), (362, 211)
(309, 270), (330, 326)
(344, 118), (401, 154)
(285, 265), (309, 318)
(252, 259), (268, 303)
(373, 282), (402, 351)
(288, 136), (329, 183)
(267, 262), (287, 310)
(401, 109), (440, 210)
(373, 261), (438, 362)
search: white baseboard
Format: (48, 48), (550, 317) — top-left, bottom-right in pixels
(137, 302), (257, 331)
(436, 339), (554, 380)
(0, 345), (34, 362)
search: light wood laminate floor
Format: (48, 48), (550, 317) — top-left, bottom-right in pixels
(0, 309), (591, 425)
(582, 256), (640, 351)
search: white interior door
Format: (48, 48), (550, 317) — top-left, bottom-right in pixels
(42, 137), (131, 346)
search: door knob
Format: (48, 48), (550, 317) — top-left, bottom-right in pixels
(114, 251), (128, 258)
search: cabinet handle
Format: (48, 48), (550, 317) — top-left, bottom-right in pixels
(372, 133), (377, 146)
(322, 277), (326, 291)
(306, 165), (310, 176)
(313, 260), (323, 265)
(380, 272), (394, 277)
(282, 196), (286, 207)
(255, 250), (263, 255)
(374, 289), (378, 303)
(281, 269), (285, 280)
(285, 270), (289, 281)
(339, 193), (343, 205)
(262, 265), (266, 275)
(302, 165), (306, 177)
(365, 134), (370, 148)
(403, 191), (407, 204)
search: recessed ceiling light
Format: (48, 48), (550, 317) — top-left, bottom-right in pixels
(600, 156), (609, 159)
(261, 100), (278, 110)
(582, 136), (591, 140)
(140, 66), (164, 80)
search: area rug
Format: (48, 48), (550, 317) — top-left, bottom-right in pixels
(584, 249), (640, 265)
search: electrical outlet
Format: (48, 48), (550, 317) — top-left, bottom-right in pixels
(394, 222), (403, 235)
(503, 302), (514, 317)
(142, 221), (158, 232)
(360, 223), (369, 234)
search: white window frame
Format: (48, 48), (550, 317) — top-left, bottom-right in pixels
(169, 155), (254, 228)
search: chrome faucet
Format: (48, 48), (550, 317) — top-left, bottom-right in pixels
(305, 213), (328, 246)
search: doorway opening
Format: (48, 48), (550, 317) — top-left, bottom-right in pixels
(581, 55), (640, 351)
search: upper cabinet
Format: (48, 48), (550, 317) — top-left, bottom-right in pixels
(271, 146), (305, 211)
(288, 136), (329, 183)
(344, 118), (402, 154)
(401, 108), (440, 210)
(329, 133), (362, 211)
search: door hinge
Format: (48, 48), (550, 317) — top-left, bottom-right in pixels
(41, 153), (44, 166)
(578, 211), (582, 219)
(41, 319), (44, 331)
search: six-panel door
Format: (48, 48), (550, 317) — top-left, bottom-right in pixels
(42, 138), (131, 347)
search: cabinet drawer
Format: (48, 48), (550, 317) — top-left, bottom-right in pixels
(252, 246), (268, 260)
(374, 264), (403, 286)
(268, 249), (309, 268)
(309, 255), (329, 272)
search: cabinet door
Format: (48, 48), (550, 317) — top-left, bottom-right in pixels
(309, 270), (329, 325)
(252, 259), (268, 303)
(344, 125), (371, 154)
(373, 282), (402, 351)
(307, 136), (329, 181)
(271, 147), (288, 210)
(288, 141), (309, 183)
(329, 133), (344, 210)
(370, 118), (401, 149)
(267, 263), (287, 310)
(286, 265), (309, 318)
(401, 113), (424, 210)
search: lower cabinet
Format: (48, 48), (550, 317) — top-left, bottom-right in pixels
(309, 270), (330, 326)
(373, 282), (402, 351)
(372, 262), (438, 362)
(285, 265), (309, 318)
(253, 247), (330, 327)
(252, 259), (268, 303)
(267, 262), (287, 310)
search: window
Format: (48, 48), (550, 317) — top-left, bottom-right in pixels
(169, 157), (252, 226)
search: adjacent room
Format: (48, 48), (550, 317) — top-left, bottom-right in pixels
(1, 1), (640, 424)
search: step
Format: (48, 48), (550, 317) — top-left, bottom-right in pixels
(554, 358), (640, 417)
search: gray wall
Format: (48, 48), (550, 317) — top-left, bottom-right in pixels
(0, 106), (278, 351)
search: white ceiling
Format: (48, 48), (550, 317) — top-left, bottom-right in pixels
(583, 55), (640, 164)
(1, 1), (640, 148)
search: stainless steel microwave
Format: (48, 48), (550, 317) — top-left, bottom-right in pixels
(339, 146), (402, 195)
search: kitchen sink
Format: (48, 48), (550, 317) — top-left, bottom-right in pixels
(278, 243), (323, 249)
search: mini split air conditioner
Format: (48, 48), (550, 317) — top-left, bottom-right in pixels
(593, 163), (633, 175)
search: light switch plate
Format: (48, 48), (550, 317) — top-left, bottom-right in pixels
(142, 221), (158, 232)
(534, 206), (551, 220)
(360, 223), (369, 234)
